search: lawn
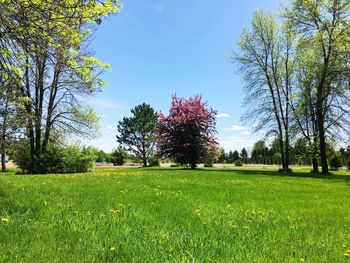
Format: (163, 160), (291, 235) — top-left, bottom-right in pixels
(0, 168), (349, 262)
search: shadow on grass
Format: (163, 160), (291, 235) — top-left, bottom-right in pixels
(142, 167), (350, 183)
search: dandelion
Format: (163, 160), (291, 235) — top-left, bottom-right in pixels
(110, 247), (116, 251)
(1, 217), (9, 224)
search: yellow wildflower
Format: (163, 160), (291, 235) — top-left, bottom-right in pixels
(110, 247), (116, 251)
(1, 217), (9, 224)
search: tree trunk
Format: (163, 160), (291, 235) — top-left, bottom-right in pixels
(318, 125), (328, 174)
(278, 136), (287, 173)
(143, 157), (147, 167)
(285, 135), (289, 172)
(312, 157), (318, 173)
(312, 137), (319, 173)
(1, 153), (6, 172)
(191, 162), (196, 170)
(316, 94), (328, 174)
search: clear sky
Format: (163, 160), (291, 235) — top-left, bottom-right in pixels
(87, 0), (280, 153)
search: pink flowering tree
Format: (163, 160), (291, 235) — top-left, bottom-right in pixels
(156, 95), (218, 169)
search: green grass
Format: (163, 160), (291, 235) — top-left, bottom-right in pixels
(0, 168), (349, 262)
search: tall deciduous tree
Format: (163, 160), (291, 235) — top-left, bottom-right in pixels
(156, 95), (218, 169)
(0, 0), (121, 173)
(0, 80), (24, 171)
(234, 10), (295, 173)
(116, 103), (158, 167)
(284, 0), (350, 174)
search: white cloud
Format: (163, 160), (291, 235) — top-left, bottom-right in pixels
(241, 130), (251, 135)
(219, 136), (245, 150)
(225, 124), (246, 131)
(219, 136), (254, 152)
(87, 98), (120, 109)
(105, 125), (117, 131)
(216, 113), (230, 118)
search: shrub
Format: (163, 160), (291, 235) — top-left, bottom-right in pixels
(234, 160), (243, 166)
(148, 158), (160, 167)
(14, 145), (96, 174)
(330, 156), (342, 171)
(348, 159), (350, 171)
(112, 147), (127, 166)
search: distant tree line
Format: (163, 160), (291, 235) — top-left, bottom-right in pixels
(217, 139), (350, 171)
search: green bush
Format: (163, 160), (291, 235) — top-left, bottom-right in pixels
(14, 145), (96, 174)
(330, 156), (342, 171)
(112, 147), (127, 166)
(148, 158), (160, 167)
(234, 160), (243, 166)
(347, 159), (350, 171)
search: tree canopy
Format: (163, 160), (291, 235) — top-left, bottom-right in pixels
(116, 103), (158, 167)
(156, 95), (218, 169)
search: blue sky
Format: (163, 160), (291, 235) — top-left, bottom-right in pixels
(87, 0), (280, 152)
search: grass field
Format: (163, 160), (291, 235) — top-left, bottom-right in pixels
(0, 167), (349, 262)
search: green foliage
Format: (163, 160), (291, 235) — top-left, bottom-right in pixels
(0, 168), (349, 261)
(14, 145), (96, 173)
(111, 147), (127, 166)
(148, 158), (160, 167)
(330, 156), (342, 171)
(117, 103), (158, 167)
(234, 160), (243, 167)
(96, 150), (113, 163)
(0, 0), (121, 174)
(347, 159), (350, 171)
(240, 148), (248, 164)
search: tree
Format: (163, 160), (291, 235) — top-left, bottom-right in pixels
(116, 103), (158, 167)
(251, 140), (268, 164)
(96, 150), (112, 163)
(156, 95), (218, 169)
(293, 138), (310, 165)
(0, 77), (24, 171)
(240, 148), (249, 164)
(217, 148), (227, 163)
(233, 150), (240, 162)
(0, 0), (122, 173)
(111, 147), (127, 166)
(284, 0), (350, 174)
(234, 10), (295, 173)
(227, 150), (235, 164)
